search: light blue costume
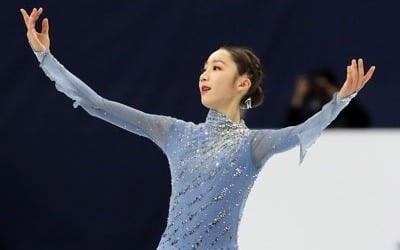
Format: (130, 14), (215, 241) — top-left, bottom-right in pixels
(33, 50), (356, 249)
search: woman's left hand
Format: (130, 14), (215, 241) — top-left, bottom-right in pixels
(338, 59), (376, 98)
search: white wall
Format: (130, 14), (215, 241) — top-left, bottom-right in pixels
(240, 129), (400, 250)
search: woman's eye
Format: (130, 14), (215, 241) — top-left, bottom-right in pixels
(201, 66), (221, 73)
(213, 66), (221, 71)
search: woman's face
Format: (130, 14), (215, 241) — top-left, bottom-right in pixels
(199, 49), (249, 110)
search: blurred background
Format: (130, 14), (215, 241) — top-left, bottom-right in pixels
(1, 0), (399, 249)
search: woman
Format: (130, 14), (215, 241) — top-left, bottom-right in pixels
(20, 7), (375, 250)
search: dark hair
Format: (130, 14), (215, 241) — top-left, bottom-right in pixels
(219, 46), (265, 113)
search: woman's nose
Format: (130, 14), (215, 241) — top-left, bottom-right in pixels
(200, 73), (208, 82)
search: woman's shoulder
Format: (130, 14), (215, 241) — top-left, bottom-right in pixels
(169, 117), (200, 133)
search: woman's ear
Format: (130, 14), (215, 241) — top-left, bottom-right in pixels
(238, 77), (252, 91)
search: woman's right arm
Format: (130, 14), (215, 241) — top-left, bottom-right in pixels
(37, 50), (177, 151)
(20, 7), (178, 151)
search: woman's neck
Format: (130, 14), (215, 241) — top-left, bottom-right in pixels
(215, 106), (241, 124)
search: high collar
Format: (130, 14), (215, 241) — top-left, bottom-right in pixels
(204, 109), (247, 131)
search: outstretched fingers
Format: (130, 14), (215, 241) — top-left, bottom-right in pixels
(41, 18), (49, 35)
(351, 59), (358, 87)
(21, 7), (47, 34)
(20, 8), (31, 29)
(357, 59), (364, 87)
(340, 58), (375, 97)
(346, 65), (352, 85)
(352, 58), (376, 90)
(361, 66), (376, 88)
(30, 7), (43, 25)
(27, 8), (37, 29)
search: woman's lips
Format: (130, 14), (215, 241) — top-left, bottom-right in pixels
(201, 85), (211, 93)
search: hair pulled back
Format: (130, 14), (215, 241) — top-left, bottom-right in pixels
(219, 46), (265, 110)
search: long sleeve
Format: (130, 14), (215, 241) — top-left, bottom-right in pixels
(251, 91), (357, 168)
(33, 50), (177, 152)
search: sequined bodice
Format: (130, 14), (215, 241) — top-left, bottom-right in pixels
(158, 109), (258, 249)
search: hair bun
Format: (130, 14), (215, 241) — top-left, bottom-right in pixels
(250, 86), (264, 108)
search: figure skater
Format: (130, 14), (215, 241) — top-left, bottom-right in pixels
(20, 7), (376, 250)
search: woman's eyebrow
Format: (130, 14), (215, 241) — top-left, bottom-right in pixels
(203, 60), (226, 67)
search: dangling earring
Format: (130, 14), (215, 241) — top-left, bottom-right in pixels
(245, 97), (252, 109)
(240, 97), (252, 110)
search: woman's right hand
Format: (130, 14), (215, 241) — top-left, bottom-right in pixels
(20, 7), (50, 52)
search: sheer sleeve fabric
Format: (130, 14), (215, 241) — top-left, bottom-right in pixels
(251, 92), (357, 169)
(33, 50), (176, 152)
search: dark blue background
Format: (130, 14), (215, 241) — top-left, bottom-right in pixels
(1, 0), (398, 249)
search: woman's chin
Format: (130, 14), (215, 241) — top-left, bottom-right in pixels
(201, 101), (215, 110)
(201, 103), (211, 109)
(201, 96), (222, 110)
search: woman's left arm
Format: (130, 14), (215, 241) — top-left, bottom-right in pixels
(251, 59), (376, 168)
